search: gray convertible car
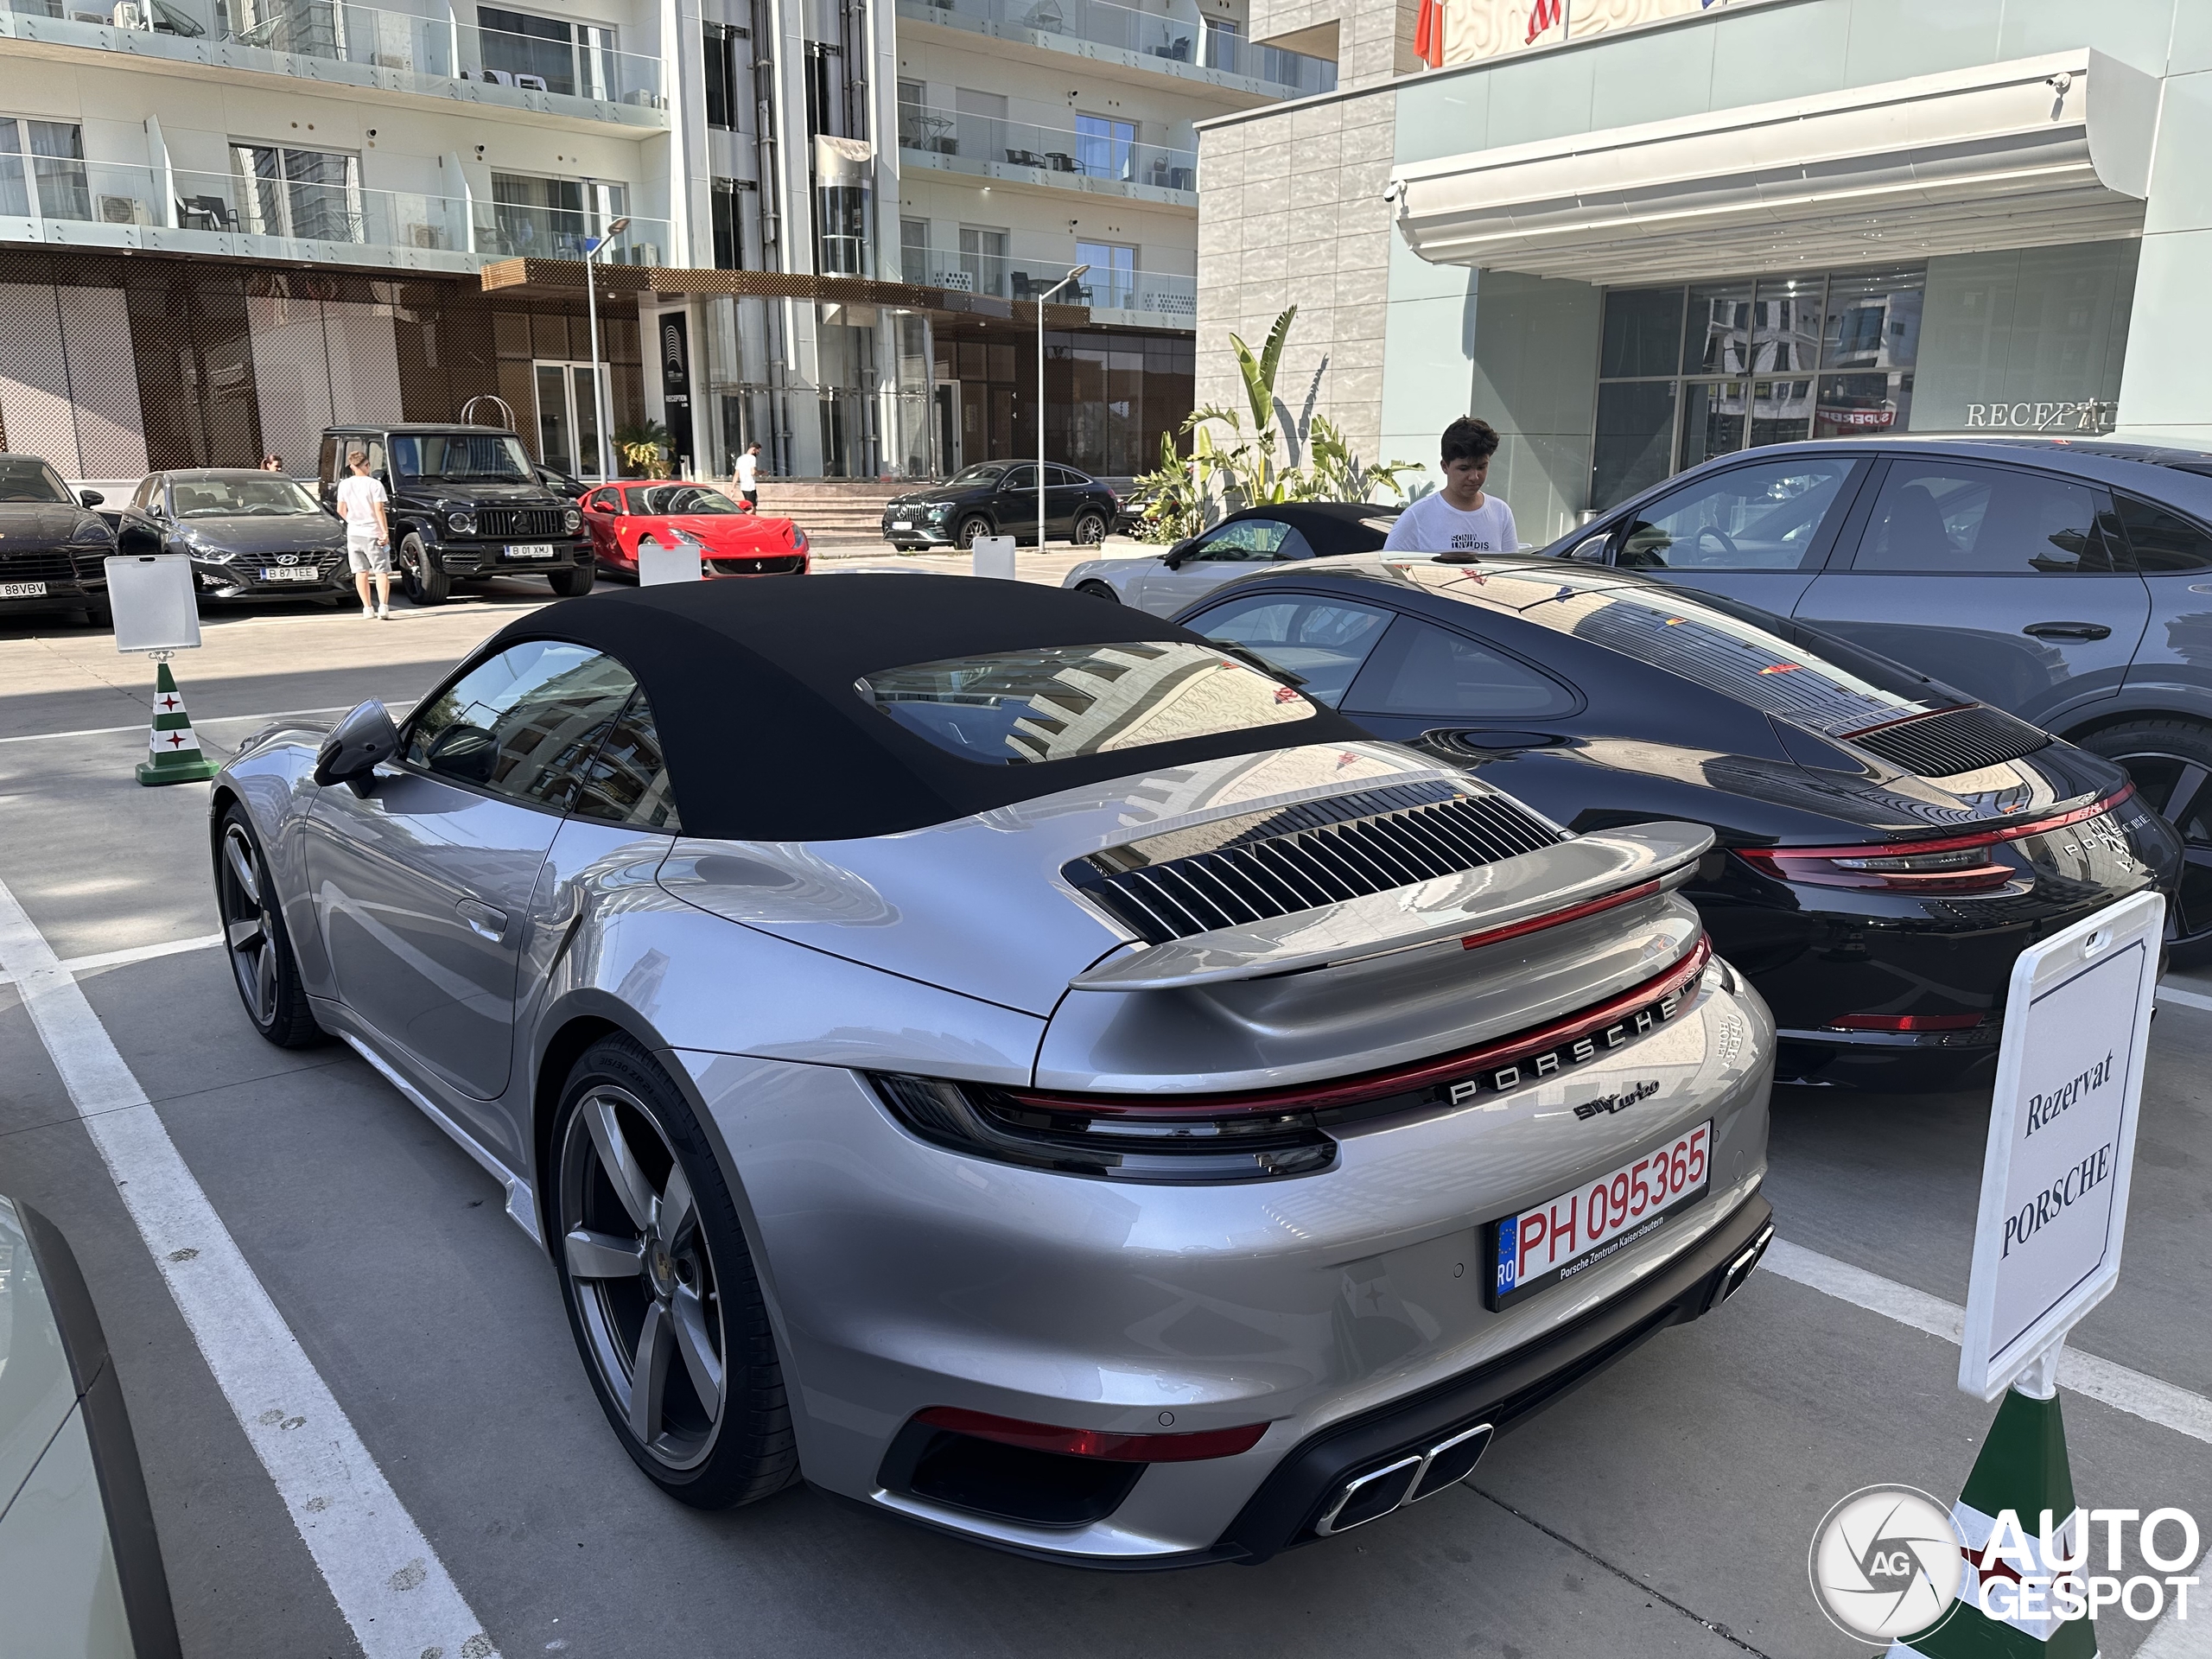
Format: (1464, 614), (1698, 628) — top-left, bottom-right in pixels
(209, 575), (1776, 1565)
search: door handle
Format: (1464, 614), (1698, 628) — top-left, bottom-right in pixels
(457, 899), (508, 941)
(2022, 621), (2111, 640)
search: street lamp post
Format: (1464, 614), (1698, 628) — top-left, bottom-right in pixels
(582, 213), (632, 483)
(1036, 263), (1089, 550)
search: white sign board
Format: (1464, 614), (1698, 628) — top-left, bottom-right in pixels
(1959, 889), (2163, 1400)
(637, 537), (702, 587)
(105, 554), (200, 652)
(971, 535), (1017, 581)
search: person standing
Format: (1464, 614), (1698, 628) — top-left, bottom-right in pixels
(259, 454), (284, 473)
(1382, 416), (1517, 558)
(734, 441), (762, 509)
(336, 448), (393, 620)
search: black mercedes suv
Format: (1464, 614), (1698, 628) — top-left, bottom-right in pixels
(317, 425), (594, 605)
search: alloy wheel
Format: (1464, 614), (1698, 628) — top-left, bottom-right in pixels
(218, 823), (280, 1028)
(559, 1087), (727, 1471)
(2107, 747), (2212, 949)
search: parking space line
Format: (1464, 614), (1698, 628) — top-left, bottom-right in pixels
(1763, 1239), (2212, 1444)
(2158, 984), (2212, 1014)
(0, 932), (225, 987)
(0, 700), (420, 747)
(0, 875), (499, 1659)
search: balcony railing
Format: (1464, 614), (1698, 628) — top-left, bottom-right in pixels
(898, 105), (1196, 194)
(899, 0), (1335, 97)
(0, 157), (670, 270)
(0, 0), (666, 120)
(917, 251), (1196, 323)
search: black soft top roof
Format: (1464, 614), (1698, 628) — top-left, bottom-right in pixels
(486, 575), (1373, 842)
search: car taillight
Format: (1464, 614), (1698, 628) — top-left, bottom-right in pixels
(1827, 1013), (1986, 1032)
(912, 1408), (1268, 1463)
(1734, 788), (2133, 893)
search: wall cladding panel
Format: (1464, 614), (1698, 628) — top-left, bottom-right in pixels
(0, 283), (79, 472)
(54, 287), (149, 480)
(249, 294), (337, 477)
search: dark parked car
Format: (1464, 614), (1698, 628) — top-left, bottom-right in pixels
(1066, 500), (1405, 613)
(116, 470), (351, 606)
(881, 461), (1118, 550)
(1543, 438), (2212, 954)
(0, 454), (113, 626)
(316, 424), (594, 605)
(1178, 557), (2179, 1090)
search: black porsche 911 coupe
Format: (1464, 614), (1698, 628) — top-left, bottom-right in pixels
(1178, 556), (2181, 1090)
(0, 454), (116, 626)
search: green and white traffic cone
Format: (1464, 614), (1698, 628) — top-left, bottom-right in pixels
(136, 659), (219, 786)
(1891, 1376), (2095, 1659)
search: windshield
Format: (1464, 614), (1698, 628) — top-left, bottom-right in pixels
(628, 485), (743, 516)
(947, 462), (1007, 486)
(0, 457), (73, 504)
(170, 476), (323, 518)
(391, 433), (536, 482)
(857, 641), (1316, 766)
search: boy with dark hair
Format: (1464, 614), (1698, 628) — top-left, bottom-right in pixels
(1383, 416), (1517, 556)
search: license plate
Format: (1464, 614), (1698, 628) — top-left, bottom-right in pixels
(1491, 1122), (1711, 1308)
(507, 543), (556, 559)
(0, 581), (48, 599)
(260, 566), (321, 582)
(892, 519), (913, 531)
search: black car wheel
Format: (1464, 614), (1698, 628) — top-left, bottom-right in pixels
(546, 563), (594, 597)
(955, 514), (993, 550)
(398, 533), (449, 606)
(215, 807), (321, 1048)
(1076, 580), (1121, 603)
(1071, 509), (1109, 546)
(2080, 718), (2212, 961)
(552, 1034), (798, 1510)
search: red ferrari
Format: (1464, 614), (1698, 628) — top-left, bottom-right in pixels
(582, 481), (810, 580)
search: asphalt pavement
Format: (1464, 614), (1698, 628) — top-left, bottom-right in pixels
(2, 573), (2209, 1659)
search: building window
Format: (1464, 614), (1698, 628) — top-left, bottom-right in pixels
(897, 79), (930, 149)
(959, 226), (1007, 299)
(476, 8), (617, 99)
(711, 176), (742, 269)
(900, 216), (930, 283)
(232, 143), (361, 242)
(704, 22), (739, 130)
(486, 171), (629, 259)
(1075, 241), (1135, 311)
(1074, 114), (1135, 182)
(0, 118), (89, 223)
(1591, 265), (1925, 512)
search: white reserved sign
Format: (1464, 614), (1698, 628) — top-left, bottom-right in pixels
(1959, 889), (2163, 1400)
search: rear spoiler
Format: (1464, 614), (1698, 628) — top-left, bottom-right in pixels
(1067, 822), (1713, 993)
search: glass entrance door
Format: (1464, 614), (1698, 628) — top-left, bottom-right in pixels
(534, 361), (604, 480)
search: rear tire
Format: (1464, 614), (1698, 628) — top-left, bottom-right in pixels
(546, 563), (595, 597)
(214, 806), (322, 1048)
(1075, 580), (1120, 603)
(550, 1035), (799, 1510)
(1071, 509), (1108, 547)
(399, 534), (448, 606)
(2077, 717), (2212, 963)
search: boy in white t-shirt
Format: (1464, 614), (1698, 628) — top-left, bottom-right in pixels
(1382, 416), (1517, 559)
(335, 449), (393, 620)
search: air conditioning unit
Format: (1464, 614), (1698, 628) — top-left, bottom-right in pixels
(110, 2), (145, 26)
(99, 194), (142, 224)
(408, 224), (442, 248)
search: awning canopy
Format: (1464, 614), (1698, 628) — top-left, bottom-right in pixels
(1389, 51), (2158, 283)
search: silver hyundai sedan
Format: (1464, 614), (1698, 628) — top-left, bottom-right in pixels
(209, 574), (1776, 1566)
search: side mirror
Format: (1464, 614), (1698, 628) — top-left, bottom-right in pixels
(588, 498), (617, 514)
(423, 721), (499, 785)
(1161, 539), (1197, 569)
(314, 700), (399, 789)
(1566, 531), (1612, 564)
(79, 489), (105, 508)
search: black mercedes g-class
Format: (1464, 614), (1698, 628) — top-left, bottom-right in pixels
(317, 424), (594, 605)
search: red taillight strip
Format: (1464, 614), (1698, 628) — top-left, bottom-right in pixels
(1828, 1012), (1985, 1032)
(1743, 786), (2135, 863)
(1459, 879), (1662, 953)
(912, 1407), (1268, 1463)
(1008, 935), (1713, 1120)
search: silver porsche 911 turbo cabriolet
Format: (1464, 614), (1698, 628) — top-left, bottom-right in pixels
(209, 574), (1776, 1567)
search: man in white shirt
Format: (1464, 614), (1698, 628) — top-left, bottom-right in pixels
(335, 449), (393, 620)
(734, 442), (762, 508)
(1382, 416), (1517, 559)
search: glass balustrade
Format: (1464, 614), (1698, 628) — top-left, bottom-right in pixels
(904, 245), (1196, 321)
(899, 0), (1333, 95)
(0, 0), (665, 113)
(897, 104), (1198, 193)
(470, 200), (668, 264)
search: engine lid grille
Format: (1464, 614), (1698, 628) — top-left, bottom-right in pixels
(1846, 704), (2051, 778)
(1065, 779), (1567, 944)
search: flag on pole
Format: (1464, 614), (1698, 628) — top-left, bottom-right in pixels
(1526, 0), (1562, 43)
(1414, 0), (1444, 67)
(137, 658), (219, 785)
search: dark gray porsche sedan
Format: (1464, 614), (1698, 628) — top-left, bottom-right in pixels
(117, 470), (351, 606)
